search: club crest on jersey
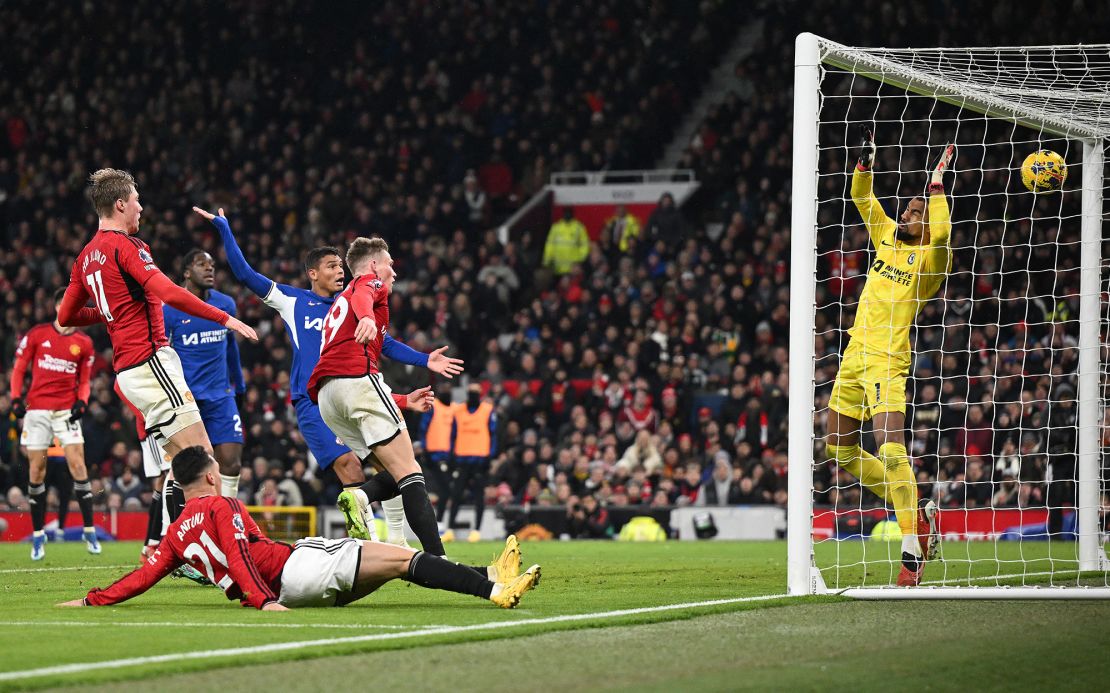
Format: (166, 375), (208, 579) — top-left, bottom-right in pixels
(70, 344), (81, 357)
(369, 279), (383, 290)
(232, 514), (245, 532)
(138, 248), (154, 263)
(907, 251), (916, 266)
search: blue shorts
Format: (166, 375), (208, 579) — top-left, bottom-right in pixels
(197, 396), (244, 446)
(294, 396), (351, 470)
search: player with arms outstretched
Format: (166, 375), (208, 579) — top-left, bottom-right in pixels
(58, 170), (258, 465)
(196, 207), (463, 543)
(59, 446), (538, 610)
(164, 249), (247, 503)
(308, 237), (447, 556)
(826, 129), (953, 586)
(11, 288), (98, 560)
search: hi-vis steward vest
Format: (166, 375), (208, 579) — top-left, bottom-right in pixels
(425, 399), (454, 454)
(453, 401), (493, 457)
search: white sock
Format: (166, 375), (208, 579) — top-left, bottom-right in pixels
(382, 495), (406, 543)
(902, 534), (922, 558)
(160, 476), (172, 537)
(219, 474), (240, 499)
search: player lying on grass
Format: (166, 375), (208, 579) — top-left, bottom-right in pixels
(826, 127), (953, 587)
(58, 446), (539, 610)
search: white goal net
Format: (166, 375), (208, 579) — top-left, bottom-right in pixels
(789, 34), (1110, 598)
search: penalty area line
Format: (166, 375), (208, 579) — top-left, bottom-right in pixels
(0, 594), (790, 682)
(0, 621), (451, 630)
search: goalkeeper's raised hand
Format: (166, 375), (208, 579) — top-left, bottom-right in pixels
(855, 125), (876, 170)
(929, 144), (955, 193)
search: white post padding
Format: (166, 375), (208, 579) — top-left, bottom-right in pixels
(788, 32), (823, 596)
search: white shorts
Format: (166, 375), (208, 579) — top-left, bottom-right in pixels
(116, 347), (201, 448)
(278, 537), (362, 607)
(141, 434), (171, 478)
(317, 374), (406, 461)
(20, 409), (83, 450)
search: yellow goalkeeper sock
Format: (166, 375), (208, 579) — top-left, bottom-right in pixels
(878, 442), (919, 553)
(827, 443), (892, 503)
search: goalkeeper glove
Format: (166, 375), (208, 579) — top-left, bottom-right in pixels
(929, 144), (955, 193)
(856, 125), (876, 170)
(69, 399), (87, 423)
(12, 398), (26, 419)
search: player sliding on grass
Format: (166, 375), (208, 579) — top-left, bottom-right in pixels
(197, 206), (464, 545)
(59, 446), (538, 610)
(826, 128), (953, 586)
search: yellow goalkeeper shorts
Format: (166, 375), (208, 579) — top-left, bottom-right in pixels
(828, 341), (908, 422)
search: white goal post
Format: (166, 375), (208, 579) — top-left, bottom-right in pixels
(789, 33), (1110, 598)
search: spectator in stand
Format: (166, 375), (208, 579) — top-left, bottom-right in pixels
(602, 205), (642, 254)
(463, 171), (488, 230)
(566, 493), (611, 539)
(643, 193), (688, 249)
(696, 456), (742, 506)
(542, 207), (591, 276)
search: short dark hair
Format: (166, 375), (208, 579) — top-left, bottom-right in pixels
(305, 246), (341, 272)
(53, 287), (67, 304)
(345, 237), (388, 273)
(86, 168), (136, 216)
(182, 249), (208, 275)
(172, 446), (214, 487)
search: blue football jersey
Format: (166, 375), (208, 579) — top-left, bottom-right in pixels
(214, 216), (429, 401)
(163, 289), (245, 400)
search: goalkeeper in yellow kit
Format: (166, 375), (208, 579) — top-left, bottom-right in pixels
(827, 126), (954, 586)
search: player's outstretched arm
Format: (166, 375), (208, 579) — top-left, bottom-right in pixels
(849, 125), (893, 245)
(925, 144), (955, 272)
(62, 546), (180, 606)
(193, 206), (275, 299)
(381, 333), (430, 368)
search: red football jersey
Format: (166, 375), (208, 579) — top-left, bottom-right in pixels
(307, 273), (389, 402)
(10, 323), (94, 410)
(85, 495), (292, 609)
(60, 230), (229, 371)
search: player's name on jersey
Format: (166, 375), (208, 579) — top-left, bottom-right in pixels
(175, 512), (205, 541)
(37, 354), (79, 374)
(82, 248), (108, 272)
(180, 329), (228, 346)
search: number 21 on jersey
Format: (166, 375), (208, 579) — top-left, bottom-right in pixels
(320, 295), (349, 352)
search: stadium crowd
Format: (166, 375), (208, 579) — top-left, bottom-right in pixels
(2, 0), (1110, 534)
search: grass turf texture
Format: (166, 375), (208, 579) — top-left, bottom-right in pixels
(0, 540), (1107, 690)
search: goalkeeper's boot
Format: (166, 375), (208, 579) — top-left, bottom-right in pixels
(489, 534), (522, 584)
(896, 562), (924, 587)
(337, 488), (372, 540)
(441, 528), (456, 543)
(467, 529), (482, 543)
(83, 529), (102, 555)
(490, 564), (541, 609)
(172, 564), (213, 586)
(31, 532), (46, 561)
(917, 499), (940, 561)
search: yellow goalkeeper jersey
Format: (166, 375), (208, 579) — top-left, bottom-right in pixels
(848, 168), (951, 365)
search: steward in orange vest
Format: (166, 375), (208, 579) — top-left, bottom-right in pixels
(442, 385), (497, 542)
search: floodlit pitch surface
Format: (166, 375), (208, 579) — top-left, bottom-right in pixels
(0, 541), (1107, 690)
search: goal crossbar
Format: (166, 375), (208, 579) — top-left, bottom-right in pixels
(817, 38), (1110, 140)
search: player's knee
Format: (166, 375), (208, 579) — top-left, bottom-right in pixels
(827, 443), (859, 468)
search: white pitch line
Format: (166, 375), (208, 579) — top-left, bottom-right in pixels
(0, 564), (133, 574)
(0, 621), (451, 630)
(0, 593), (791, 682)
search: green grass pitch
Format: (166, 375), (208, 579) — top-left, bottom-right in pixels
(0, 540), (1108, 690)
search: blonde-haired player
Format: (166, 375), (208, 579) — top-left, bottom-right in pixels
(826, 127), (953, 586)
